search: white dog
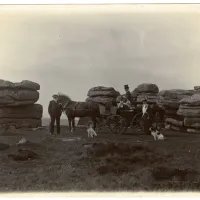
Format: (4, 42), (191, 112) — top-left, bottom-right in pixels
(149, 127), (164, 140)
(87, 122), (97, 138)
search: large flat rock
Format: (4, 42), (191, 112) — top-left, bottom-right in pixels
(0, 89), (39, 106)
(133, 83), (159, 94)
(158, 89), (195, 100)
(0, 104), (43, 119)
(0, 118), (42, 129)
(87, 86), (120, 98)
(0, 79), (40, 90)
(179, 94), (200, 106)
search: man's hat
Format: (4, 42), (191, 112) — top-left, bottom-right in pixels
(124, 84), (129, 89)
(52, 94), (58, 98)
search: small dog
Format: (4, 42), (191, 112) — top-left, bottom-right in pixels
(149, 126), (164, 140)
(87, 122), (97, 138)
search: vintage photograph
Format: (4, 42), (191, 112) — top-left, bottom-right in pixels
(0, 4), (200, 192)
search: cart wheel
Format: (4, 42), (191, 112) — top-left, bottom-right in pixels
(106, 115), (128, 135)
(131, 112), (144, 133)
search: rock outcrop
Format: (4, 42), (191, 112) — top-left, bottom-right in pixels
(132, 83), (159, 109)
(0, 104), (42, 118)
(0, 79), (42, 130)
(86, 86), (120, 105)
(134, 83), (159, 103)
(133, 83), (159, 94)
(194, 86), (200, 91)
(177, 94), (200, 133)
(0, 80), (40, 107)
(157, 89), (195, 131)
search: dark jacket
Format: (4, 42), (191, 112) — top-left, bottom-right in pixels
(48, 100), (63, 117)
(142, 104), (153, 119)
(125, 91), (133, 104)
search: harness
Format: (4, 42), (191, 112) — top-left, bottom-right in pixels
(62, 101), (79, 115)
(63, 101), (70, 110)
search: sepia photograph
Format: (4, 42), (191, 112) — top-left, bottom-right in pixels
(0, 3), (200, 192)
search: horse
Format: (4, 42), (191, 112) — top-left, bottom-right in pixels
(56, 93), (100, 133)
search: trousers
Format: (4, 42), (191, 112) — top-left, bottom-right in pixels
(49, 115), (61, 134)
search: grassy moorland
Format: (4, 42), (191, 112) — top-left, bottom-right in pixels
(0, 126), (199, 192)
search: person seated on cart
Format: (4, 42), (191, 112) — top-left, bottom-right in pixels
(124, 84), (133, 105)
(117, 96), (131, 110)
(142, 98), (149, 117)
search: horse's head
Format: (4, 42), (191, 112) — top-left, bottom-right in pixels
(56, 92), (72, 108)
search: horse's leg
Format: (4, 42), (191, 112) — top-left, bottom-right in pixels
(67, 116), (71, 133)
(71, 118), (75, 133)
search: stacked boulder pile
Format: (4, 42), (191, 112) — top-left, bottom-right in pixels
(194, 86), (200, 92)
(177, 94), (200, 133)
(157, 89), (195, 131)
(86, 86), (120, 106)
(133, 83), (159, 108)
(0, 79), (43, 130)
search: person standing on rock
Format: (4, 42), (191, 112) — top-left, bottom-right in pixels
(124, 84), (133, 105)
(48, 94), (63, 135)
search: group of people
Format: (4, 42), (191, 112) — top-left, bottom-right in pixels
(117, 84), (149, 112)
(48, 84), (152, 135)
(117, 84), (134, 110)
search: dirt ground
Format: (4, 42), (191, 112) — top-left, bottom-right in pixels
(0, 126), (200, 192)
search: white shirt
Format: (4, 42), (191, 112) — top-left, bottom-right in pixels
(142, 103), (148, 116)
(118, 101), (124, 108)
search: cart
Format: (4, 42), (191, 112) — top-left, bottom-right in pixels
(97, 103), (164, 135)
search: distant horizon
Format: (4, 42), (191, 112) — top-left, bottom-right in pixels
(42, 117), (79, 126)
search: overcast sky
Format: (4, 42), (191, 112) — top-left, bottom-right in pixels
(0, 5), (200, 117)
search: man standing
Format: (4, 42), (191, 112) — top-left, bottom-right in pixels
(124, 84), (133, 105)
(48, 94), (63, 135)
(142, 98), (153, 134)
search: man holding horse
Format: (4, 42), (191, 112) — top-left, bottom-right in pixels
(56, 93), (99, 133)
(48, 94), (63, 135)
